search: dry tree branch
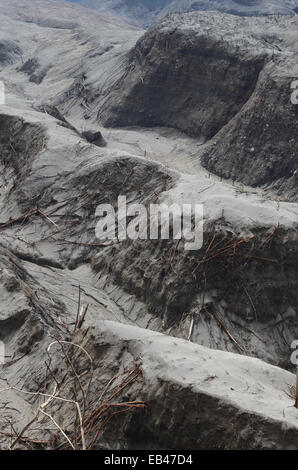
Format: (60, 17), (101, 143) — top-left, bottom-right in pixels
(0, 335), (144, 450)
(0, 385), (85, 450)
(39, 410), (75, 450)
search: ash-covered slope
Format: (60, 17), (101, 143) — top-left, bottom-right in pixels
(69, 0), (298, 26)
(99, 12), (298, 200)
(0, 0), (297, 450)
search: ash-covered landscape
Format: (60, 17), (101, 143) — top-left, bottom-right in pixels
(0, 0), (297, 452)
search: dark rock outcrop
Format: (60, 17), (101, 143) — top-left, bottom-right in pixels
(18, 57), (50, 84)
(82, 129), (107, 147)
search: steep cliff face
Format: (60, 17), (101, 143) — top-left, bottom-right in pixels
(99, 14), (269, 139)
(201, 67), (298, 200)
(98, 12), (298, 200)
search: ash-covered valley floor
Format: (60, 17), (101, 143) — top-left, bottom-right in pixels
(0, 0), (297, 450)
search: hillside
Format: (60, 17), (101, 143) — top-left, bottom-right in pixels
(0, 0), (297, 451)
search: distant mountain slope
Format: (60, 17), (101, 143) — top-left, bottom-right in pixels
(68, 0), (171, 26)
(68, 0), (298, 26)
(0, 0), (137, 29)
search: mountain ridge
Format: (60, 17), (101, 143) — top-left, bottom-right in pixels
(68, 0), (298, 26)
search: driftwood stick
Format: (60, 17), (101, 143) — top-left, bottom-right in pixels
(209, 309), (246, 355)
(38, 209), (60, 231)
